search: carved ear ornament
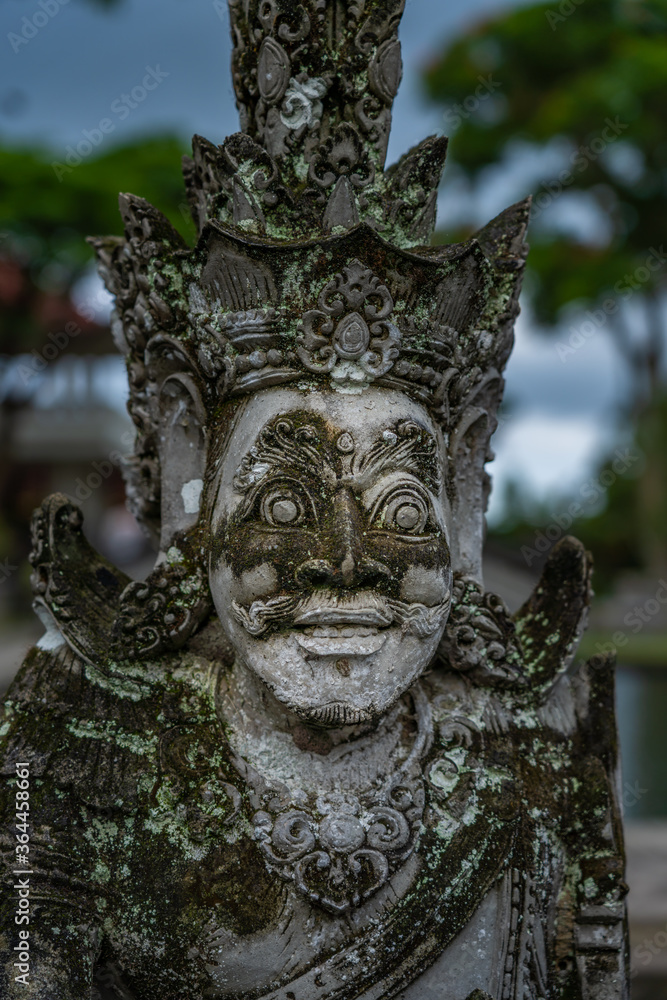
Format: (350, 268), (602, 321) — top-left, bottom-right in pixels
(438, 576), (524, 688)
(29, 494), (213, 665)
(439, 537), (593, 693)
(110, 538), (212, 661)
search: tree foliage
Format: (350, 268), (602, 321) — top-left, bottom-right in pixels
(424, 0), (667, 579)
(0, 136), (194, 291)
(494, 390), (667, 586)
(424, 0), (667, 408)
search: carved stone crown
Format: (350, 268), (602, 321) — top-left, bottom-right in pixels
(89, 0), (530, 533)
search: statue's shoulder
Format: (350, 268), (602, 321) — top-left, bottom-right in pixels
(0, 618), (232, 819)
(11, 487), (232, 764)
(1, 641), (92, 759)
(0, 643), (145, 814)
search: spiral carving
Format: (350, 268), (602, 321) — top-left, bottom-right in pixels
(348, 849), (389, 886)
(252, 779), (423, 912)
(366, 808), (410, 852)
(270, 810), (316, 858)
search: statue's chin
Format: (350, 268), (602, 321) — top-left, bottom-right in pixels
(253, 658), (397, 729)
(226, 622), (444, 730)
(250, 661), (412, 730)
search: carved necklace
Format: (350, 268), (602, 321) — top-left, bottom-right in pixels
(222, 683), (433, 914)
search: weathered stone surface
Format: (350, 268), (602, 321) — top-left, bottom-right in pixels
(0, 1), (629, 997)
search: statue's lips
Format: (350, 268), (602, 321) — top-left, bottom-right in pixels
(293, 619), (390, 657)
(293, 607), (392, 627)
(294, 607), (391, 656)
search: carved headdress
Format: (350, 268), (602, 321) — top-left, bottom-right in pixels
(89, 0), (529, 554)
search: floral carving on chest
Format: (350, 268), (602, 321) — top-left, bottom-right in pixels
(242, 687), (493, 915)
(253, 783), (423, 914)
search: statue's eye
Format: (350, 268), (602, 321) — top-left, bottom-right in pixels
(394, 503), (422, 531)
(371, 486), (431, 535)
(258, 487), (306, 527)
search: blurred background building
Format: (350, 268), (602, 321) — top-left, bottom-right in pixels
(1, 0), (665, 993)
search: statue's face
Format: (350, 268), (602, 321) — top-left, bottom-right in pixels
(209, 387), (452, 727)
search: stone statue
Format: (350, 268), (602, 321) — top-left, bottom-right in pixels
(0, 2), (629, 998)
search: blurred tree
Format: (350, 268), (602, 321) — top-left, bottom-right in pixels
(0, 134), (180, 612)
(491, 450), (646, 591)
(0, 136), (194, 351)
(424, 0), (667, 578)
(424, 0), (667, 415)
(0, 136), (193, 283)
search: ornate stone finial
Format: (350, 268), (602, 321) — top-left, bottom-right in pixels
(229, 0), (405, 168)
(183, 0), (444, 243)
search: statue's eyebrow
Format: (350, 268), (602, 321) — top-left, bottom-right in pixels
(232, 417), (441, 495)
(344, 427), (441, 493)
(232, 417), (336, 494)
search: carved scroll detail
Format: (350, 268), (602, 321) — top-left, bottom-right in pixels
(297, 260), (401, 386)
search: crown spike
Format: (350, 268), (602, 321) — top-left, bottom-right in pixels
(176, 3), (448, 243)
(228, 0), (406, 175)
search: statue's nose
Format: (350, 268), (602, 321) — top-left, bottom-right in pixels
(295, 488), (391, 589)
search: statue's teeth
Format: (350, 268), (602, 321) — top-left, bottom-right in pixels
(308, 626), (378, 638)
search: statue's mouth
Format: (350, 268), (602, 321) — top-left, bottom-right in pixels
(293, 607), (392, 627)
(231, 588), (450, 641)
(294, 623), (389, 657)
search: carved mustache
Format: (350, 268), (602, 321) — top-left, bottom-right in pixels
(231, 588), (451, 639)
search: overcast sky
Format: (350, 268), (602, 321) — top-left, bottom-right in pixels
(0, 0), (626, 519)
(0, 0), (526, 154)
